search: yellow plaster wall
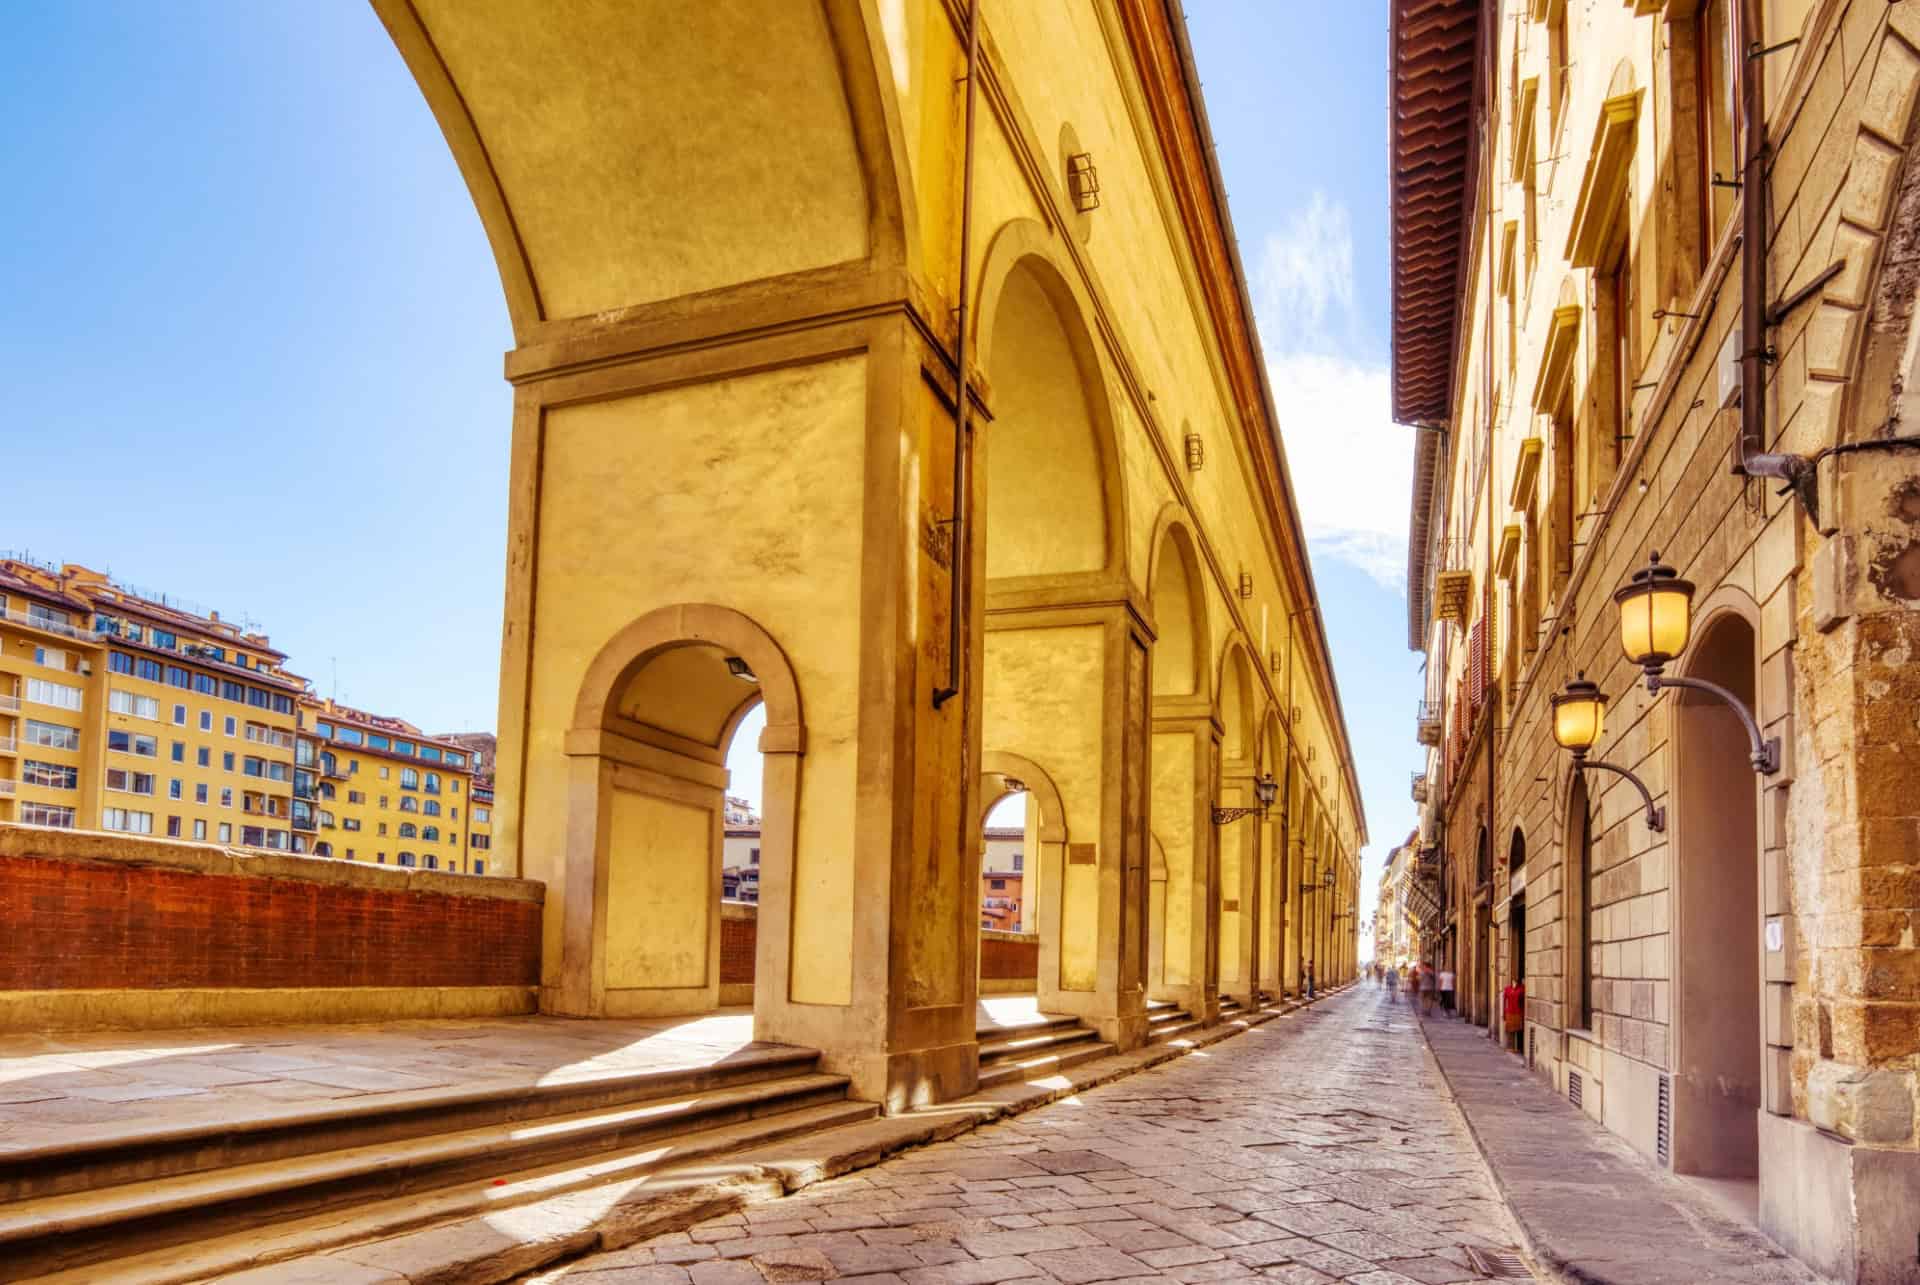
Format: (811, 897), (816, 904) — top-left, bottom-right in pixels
(415, 0), (869, 319)
(604, 788), (711, 990)
(525, 357), (867, 1007)
(983, 624), (1105, 991)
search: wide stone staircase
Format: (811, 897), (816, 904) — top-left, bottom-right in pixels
(1, 1044), (875, 1284)
(974, 1013), (1111, 1089)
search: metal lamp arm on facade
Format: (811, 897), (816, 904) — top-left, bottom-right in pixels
(1644, 672), (1780, 774)
(1572, 754), (1666, 832)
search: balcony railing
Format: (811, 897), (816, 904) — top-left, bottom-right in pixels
(321, 761), (348, 780)
(2, 606), (92, 644)
(1416, 700), (1442, 746)
(0, 779), (15, 796)
(0, 695), (20, 714)
(291, 815), (317, 833)
(0, 737), (16, 756)
(244, 726), (296, 750)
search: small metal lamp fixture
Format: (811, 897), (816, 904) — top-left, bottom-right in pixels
(1212, 772), (1278, 826)
(1613, 551), (1780, 774)
(1549, 673), (1666, 832)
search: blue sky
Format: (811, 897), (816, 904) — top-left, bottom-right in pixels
(0, 3), (1419, 925)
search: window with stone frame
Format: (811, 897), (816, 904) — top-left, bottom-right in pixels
(1585, 201), (1634, 513)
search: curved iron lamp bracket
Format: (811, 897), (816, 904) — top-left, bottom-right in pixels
(1571, 752), (1667, 833)
(1645, 671), (1781, 775)
(1211, 805), (1266, 826)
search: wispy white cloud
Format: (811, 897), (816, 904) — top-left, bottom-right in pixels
(1253, 193), (1357, 357)
(1253, 194), (1409, 593)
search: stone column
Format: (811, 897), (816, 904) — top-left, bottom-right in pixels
(1152, 711), (1220, 1022)
(1218, 765), (1263, 1008)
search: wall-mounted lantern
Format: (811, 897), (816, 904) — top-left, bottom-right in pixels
(1185, 432), (1205, 471)
(1549, 673), (1665, 832)
(1613, 551), (1779, 774)
(1212, 772), (1278, 826)
(1237, 571), (1255, 599)
(1066, 152), (1101, 212)
(725, 656), (758, 682)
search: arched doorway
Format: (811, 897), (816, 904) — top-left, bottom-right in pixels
(559, 605), (803, 1029)
(1672, 612), (1762, 1183)
(977, 751), (1067, 1005)
(1567, 772), (1594, 1032)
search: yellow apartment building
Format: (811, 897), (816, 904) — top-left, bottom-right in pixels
(0, 559), (304, 846)
(2, 557), (493, 869)
(0, 564), (106, 830)
(296, 697), (486, 874)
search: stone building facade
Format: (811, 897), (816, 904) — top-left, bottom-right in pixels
(1391, 0), (1920, 1278)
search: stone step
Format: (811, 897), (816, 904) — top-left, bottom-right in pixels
(972, 1013), (1083, 1043)
(0, 1042), (824, 1204)
(1147, 1014), (1206, 1045)
(975, 1038), (1117, 1090)
(1147, 1006), (1191, 1028)
(2, 1073), (869, 1282)
(976, 1023), (1101, 1064)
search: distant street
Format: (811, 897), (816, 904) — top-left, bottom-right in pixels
(541, 986), (1533, 1283)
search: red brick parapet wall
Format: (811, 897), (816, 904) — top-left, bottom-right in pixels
(0, 825), (542, 1028)
(980, 930), (1039, 980)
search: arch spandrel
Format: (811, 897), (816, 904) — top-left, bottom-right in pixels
(376, 0), (916, 337)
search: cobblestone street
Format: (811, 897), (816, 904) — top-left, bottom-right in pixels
(534, 986), (1532, 1283)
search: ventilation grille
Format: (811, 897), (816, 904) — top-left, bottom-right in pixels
(1568, 1068), (1584, 1110)
(1527, 1025), (1536, 1069)
(1656, 1073), (1672, 1166)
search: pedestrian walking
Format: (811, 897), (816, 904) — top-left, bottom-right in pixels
(1418, 962), (1437, 1016)
(1304, 960), (1316, 998)
(1438, 966), (1456, 1016)
(1385, 964), (1399, 1003)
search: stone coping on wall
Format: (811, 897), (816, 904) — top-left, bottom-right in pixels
(0, 824), (544, 904)
(980, 928), (1039, 944)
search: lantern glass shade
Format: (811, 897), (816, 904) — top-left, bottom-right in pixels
(1613, 554), (1695, 668)
(1550, 678), (1607, 752)
(1255, 773), (1279, 808)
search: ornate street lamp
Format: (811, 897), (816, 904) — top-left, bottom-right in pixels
(1212, 772), (1278, 825)
(1614, 550), (1780, 774)
(1549, 674), (1665, 832)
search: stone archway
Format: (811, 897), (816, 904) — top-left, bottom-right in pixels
(979, 751), (1068, 1008)
(561, 604), (805, 1032)
(1671, 609), (1763, 1181)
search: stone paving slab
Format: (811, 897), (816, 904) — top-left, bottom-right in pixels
(1415, 1007), (1825, 1285)
(0, 997), (1068, 1159)
(517, 986), (1532, 1283)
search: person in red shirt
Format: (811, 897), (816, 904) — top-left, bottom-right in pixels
(1503, 978), (1525, 1053)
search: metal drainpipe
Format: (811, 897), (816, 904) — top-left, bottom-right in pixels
(932, 0), (983, 709)
(1733, 0), (1809, 507)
